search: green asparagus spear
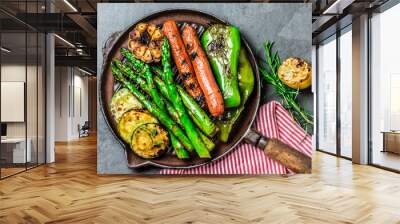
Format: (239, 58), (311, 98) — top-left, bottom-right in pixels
(113, 62), (190, 158)
(199, 132), (215, 152)
(169, 134), (189, 159)
(153, 76), (169, 100)
(161, 38), (211, 158)
(150, 65), (163, 77)
(114, 61), (147, 88)
(152, 67), (217, 137)
(162, 99), (215, 151)
(121, 49), (164, 111)
(120, 48), (145, 72)
(154, 76), (214, 152)
(111, 64), (194, 153)
(176, 85), (217, 137)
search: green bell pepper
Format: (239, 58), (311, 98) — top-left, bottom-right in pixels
(201, 24), (241, 108)
(218, 47), (255, 142)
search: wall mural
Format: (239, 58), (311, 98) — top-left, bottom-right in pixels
(97, 3), (313, 175)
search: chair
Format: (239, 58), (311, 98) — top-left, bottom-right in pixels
(78, 121), (90, 138)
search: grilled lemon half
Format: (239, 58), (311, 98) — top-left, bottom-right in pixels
(278, 57), (312, 90)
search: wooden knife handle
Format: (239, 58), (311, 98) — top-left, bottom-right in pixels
(244, 129), (311, 173)
(264, 139), (311, 173)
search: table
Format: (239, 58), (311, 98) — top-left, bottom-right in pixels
(1, 138), (31, 164)
(382, 131), (400, 154)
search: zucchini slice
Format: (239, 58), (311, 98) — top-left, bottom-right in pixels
(130, 123), (169, 159)
(110, 88), (143, 123)
(118, 110), (158, 144)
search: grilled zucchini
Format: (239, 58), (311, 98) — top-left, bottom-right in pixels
(130, 123), (169, 159)
(110, 88), (143, 123)
(117, 110), (158, 144)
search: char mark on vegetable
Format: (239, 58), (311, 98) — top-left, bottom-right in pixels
(195, 95), (205, 104)
(180, 72), (192, 81)
(139, 31), (150, 45)
(190, 52), (197, 60)
(188, 82), (196, 90)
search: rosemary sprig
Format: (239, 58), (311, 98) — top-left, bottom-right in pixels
(259, 41), (314, 133)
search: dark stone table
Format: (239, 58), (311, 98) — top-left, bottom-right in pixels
(97, 3), (312, 174)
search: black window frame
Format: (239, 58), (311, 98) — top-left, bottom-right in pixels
(315, 23), (353, 161)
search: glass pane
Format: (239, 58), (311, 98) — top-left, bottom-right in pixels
(317, 36), (337, 154)
(27, 31), (38, 169)
(26, 0), (39, 170)
(0, 1), (46, 178)
(38, 32), (45, 165)
(371, 4), (400, 171)
(339, 29), (352, 158)
(1, 30), (27, 177)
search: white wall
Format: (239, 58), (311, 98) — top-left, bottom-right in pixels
(1, 65), (26, 138)
(54, 67), (89, 141)
(1, 64), (42, 138)
(73, 72), (89, 138)
(54, 66), (69, 141)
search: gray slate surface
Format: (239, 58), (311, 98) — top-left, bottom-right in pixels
(97, 3), (312, 174)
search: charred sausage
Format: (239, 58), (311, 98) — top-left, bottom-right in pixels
(182, 25), (224, 117)
(162, 20), (205, 108)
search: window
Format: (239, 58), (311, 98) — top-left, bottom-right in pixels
(370, 3), (400, 171)
(317, 35), (337, 154)
(316, 26), (353, 159)
(0, 1), (47, 179)
(339, 27), (352, 158)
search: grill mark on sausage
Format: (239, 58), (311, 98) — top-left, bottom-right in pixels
(188, 82), (196, 90)
(194, 95), (206, 108)
(190, 52), (197, 61)
(181, 72), (191, 81)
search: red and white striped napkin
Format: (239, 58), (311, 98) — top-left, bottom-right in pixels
(160, 101), (313, 175)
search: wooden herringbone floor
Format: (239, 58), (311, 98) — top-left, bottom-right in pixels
(1, 135), (400, 224)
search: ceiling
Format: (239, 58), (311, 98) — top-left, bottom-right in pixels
(1, 31), (45, 64)
(311, 0), (390, 44)
(0, 0), (390, 73)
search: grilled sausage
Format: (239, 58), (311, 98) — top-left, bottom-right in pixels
(182, 25), (224, 117)
(162, 20), (205, 108)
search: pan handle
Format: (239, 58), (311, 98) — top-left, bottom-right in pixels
(244, 129), (311, 173)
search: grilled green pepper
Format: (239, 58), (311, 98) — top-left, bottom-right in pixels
(201, 24), (241, 108)
(218, 47), (255, 142)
